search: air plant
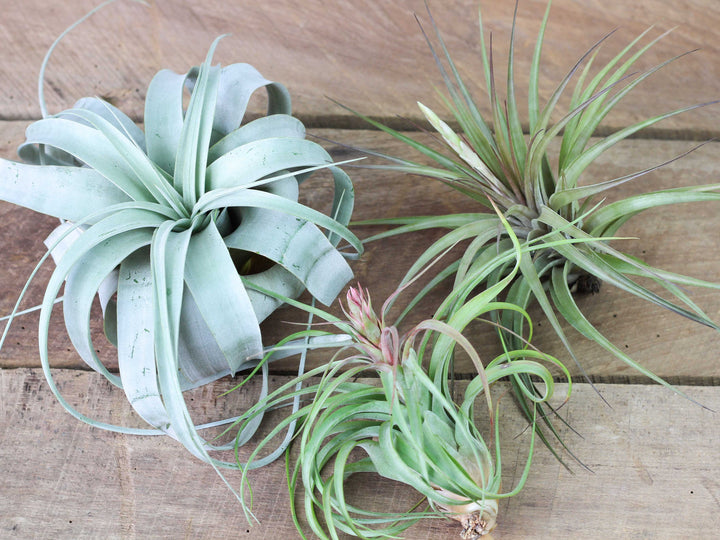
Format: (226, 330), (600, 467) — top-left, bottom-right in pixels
(340, 0), (720, 439)
(0, 2), (361, 473)
(231, 217), (571, 538)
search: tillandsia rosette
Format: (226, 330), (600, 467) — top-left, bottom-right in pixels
(0, 3), (361, 473)
(233, 220), (570, 539)
(340, 0), (720, 451)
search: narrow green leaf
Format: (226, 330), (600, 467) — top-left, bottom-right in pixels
(562, 102), (718, 187)
(549, 264), (700, 397)
(528, 0), (553, 130)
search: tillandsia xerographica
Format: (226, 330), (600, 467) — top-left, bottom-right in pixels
(338, 0), (720, 450)
(231, 216), (570, 538)
(0, 1), (361, 475)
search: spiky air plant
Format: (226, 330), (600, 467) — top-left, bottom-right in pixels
(340, 0), (720, 446)
(0, 2), (361, 476)
(231, 219), (571, 538)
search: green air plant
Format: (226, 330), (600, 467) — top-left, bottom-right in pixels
(233, 284), (566, 539)
(0, 2), (361, 474)
(231, 216), (570, 538)
(340, 0), (720, 441)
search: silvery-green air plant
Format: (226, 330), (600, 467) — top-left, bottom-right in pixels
(343, 0), (720, 449)
(234, 243), (570, 538)
(0, 1), (361, 482)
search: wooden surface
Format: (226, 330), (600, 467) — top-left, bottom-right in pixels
(1, 0), (719, 135)
(1, 1), (720, 539)
(2, 126), (719, 380)
(2, 371), (719, 539)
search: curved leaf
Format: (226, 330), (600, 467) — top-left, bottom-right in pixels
(144, 69), (187, 175)
(184, 220), (263, 374)
(0, 159), (130, 221)
(195, 188), (363, 257)
(208, 114), (306, 164)
(21, 118), (155, 202)
(117, 249), (174, 431)
(205, 137), (335, 191)
(64, 229), (152, 379)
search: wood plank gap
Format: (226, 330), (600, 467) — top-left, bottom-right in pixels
(7, 364), (719, 388)
(2, 369), (720, 538)
(3, 111), (718, 142)
(301, 116), (720, 143)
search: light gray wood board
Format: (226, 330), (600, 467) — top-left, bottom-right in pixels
(1, 368), (718, 539)
(0, 0), (718, 135)
(1, 122), (719, 380)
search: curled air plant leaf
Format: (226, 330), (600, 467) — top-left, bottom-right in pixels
(232, 219), (570, 538)
(338, 0), (720, 450)
(0, 2), (361, 476)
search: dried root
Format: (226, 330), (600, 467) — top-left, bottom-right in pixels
(459, 511), (494, 539)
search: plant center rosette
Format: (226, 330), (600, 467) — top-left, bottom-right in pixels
(0, 36), (362, 468)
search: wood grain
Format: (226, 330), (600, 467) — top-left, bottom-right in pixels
(2, 121), (720, 380)
(1, 368), (718, 539)
(2, 2), (720, 538)
(0, 0), (718, 135)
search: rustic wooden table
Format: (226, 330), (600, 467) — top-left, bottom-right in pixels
(1, 1), (720, 538)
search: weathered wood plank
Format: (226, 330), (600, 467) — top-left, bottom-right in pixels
(2, 121), (720, 380)
(0, 0), (718, 135)
(1, 368), (718, 539)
